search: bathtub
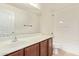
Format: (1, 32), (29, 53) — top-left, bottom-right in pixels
(62, 47), (79, 56)
(54, 41), (79, 56)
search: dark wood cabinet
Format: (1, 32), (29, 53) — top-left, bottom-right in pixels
(6, 49), (24, 56)
(47, 38), (53, 56)
(39, 40), (48, 56)
(25, 43), (39, 56)
(5, 38), (53, 56)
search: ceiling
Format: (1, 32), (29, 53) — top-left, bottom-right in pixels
(40, 3), (79, 11)
(8, 3), (40, 13)
(8, 3), (79, 11)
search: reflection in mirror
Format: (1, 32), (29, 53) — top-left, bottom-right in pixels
(0, 10), (15, 38)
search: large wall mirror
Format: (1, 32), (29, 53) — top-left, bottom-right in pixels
(0, 10), (15, 37)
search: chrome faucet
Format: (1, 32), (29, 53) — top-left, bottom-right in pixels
(11, 32), (17, 42)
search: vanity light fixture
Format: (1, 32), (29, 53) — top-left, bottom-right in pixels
(29, 3), (40, 9)
(24, 3), (40, 9)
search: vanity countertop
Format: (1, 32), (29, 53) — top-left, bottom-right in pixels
(0, 33), (52, 56)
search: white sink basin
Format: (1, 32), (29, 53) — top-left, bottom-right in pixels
(0, 40), (26, 49)
(0, 40), (27, 55)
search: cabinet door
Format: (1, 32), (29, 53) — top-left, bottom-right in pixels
(6, 49), (24, 56)
(18, 49), (24, 56)
(48, 38), (53, 56)
(25, 43), (39, 56)
(40, 40), (48, 56)
(8, 51), (19, 56)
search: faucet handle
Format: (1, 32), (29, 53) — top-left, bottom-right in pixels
(15, 36), (17, 39)
(12, 36), (17, 42)
(12, 32), (14, 34)
(51, 32), (53, 34)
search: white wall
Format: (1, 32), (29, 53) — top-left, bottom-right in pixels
(54, 6), (79, 51)
(40, 4), (79, 51)
(0, 4), (40, 36)
(40, 5), (53, 35)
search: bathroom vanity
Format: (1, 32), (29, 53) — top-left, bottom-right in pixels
(0, 33), (53, 56)
(5, 38), (53, 56)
